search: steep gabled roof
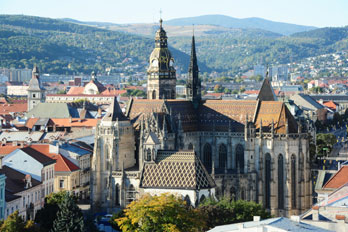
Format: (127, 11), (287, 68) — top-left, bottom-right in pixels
(141, 150), (215, 190)
(0, 165), (41, 197)
(254, 101), (298, 134)
(323, 166), (348, 189)
(257, 78), (277, 101)
(20, 146), (56, 166)
(102, 97), (127, 121)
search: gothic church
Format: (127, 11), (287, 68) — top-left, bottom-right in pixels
(91, 20), (312, 217)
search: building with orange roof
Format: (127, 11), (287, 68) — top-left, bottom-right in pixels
(46, 72), (125, 105)
(321, 100), (339, 112)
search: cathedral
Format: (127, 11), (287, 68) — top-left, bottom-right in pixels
(91, 20), (312, 217)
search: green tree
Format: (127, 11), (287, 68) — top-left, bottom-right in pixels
(51, 192), (85, 232)
(198, 197), (271, 230)
(0, 211), (37, 232)
(116, 194), (205, 232)
(35, 191), (67, 231)
(316, 133), (337, 157)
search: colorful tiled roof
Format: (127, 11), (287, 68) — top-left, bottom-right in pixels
(0, 103), (27, 114)
(30, 144), (79, 172)
(141, 150), (215, 190)
(323, 166), (348, 189)
(67, 86), (84, 95)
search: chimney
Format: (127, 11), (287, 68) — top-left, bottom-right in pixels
(24, 174), (32, 189)
(290, 215), (300, 223)
(336, 215), (345, 223)
(253, 216), (260, 222)
(312, 206), (319, 221)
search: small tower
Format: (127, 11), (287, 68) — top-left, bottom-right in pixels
(27, 66), (45, 111)
(186, 33), (201, 109)
(91, 97), (135, 209)
(147, 19), (176, 99)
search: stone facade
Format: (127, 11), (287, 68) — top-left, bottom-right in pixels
(146, 19), (176, 99)
(90, 20), (312, 217)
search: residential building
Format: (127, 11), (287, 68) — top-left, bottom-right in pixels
(59, 142), (92, 199)
(208, 216), (332, 232)
(0, 170), (5, 220)
(3, 146), (56, 198)
(0, 162), (42, 220)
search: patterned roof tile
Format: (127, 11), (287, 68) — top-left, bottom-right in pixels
(141, 150), (215, 190)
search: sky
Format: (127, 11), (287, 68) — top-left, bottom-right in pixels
(1, 0), (348, 27)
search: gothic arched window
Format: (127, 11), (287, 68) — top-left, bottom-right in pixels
(219, 144), (227, 169)
(152, 90), (156, 99)
(188, 143), (193, 150)
(291, 154), (297, 209)
(115, 184), (120, 206)
(203, 143), (212, 172)
(265, 153), (271, 209)
(235, 144), (244, 173)
(146, 148), (151, 161)
(184, 195), (191, 207)
(200, 195), (206, 203)
(278, 154), (284, 210)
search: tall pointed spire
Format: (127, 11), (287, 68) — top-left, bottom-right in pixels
(257, 66), (277, 101)
(186, 31), (201, 109)
(102, 97), (127, 122)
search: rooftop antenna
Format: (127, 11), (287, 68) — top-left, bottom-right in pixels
(192, 24), (195, 35)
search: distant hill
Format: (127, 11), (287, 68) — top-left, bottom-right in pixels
(0, 15), (209, 75)
(291, 26), (348, 42)
(61, 18), (282, 38)
(165, 14), (317, 36)
(1, 15), (348, 77)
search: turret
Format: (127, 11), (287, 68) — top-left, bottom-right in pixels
(186, 33), (201, 109)
(147, 19), (176, 99)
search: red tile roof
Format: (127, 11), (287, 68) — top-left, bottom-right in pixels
(67, 87), (84, 95)
(0, 103), (27, 114)
(0, 145), (22, 155)
(322, 101), (338, 111)
(323, 166), (348, 189)
(30, 144), (79, 172)
(50, 118), (98, 127)
(25, 118), (39, 129)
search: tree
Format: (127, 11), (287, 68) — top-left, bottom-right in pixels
(116, 194), (205, 232)
(316, 133), (337, 157)
(51, 192), (85, 232)
(0, 211), (37, 232)
(35, 191), (67, 231)
(198, 197), (271, 230)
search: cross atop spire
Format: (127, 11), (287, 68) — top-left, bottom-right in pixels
(159, 9), (163, 28)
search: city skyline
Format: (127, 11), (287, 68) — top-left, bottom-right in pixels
(1, 0), (348, 28)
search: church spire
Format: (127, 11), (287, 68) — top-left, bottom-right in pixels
(186, 31), (201, 109)
(257, 66), (277, 101)
(147, 18), (176, 100)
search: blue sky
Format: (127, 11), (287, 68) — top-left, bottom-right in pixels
(1, 0), (347, 27)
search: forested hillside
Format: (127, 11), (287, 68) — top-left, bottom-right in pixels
(0, 15), (200, 74)
(1, 15), (348, 76)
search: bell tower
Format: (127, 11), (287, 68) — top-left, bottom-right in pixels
(27, 66), (45, 111)
(147, 19), (176, 99)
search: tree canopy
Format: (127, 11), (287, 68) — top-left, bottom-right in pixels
(116, 194), (205, 232)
